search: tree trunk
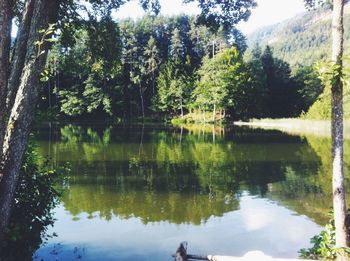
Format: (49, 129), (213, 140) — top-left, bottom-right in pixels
(0, 0), (13, 159)
(0, 0), (60, 236)
(212, 104), (216, 122)
(139, 83), (145, 118)
(6, 0), (35, 119)
(180, 98), (184, 117)
(331, 0), (350, 254)
(152, 72), (155, 95)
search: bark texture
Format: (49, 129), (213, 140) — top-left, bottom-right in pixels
(331, 0), (350, 254)
(0, 0), (59, 235)
(6, 0), (35, 119)
(0, 0), (12, 159)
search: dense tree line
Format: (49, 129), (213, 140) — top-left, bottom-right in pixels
(39, 15), (322, 121)
(42, 14), (245, 119)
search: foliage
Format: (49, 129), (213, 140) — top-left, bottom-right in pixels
(260, 46), (299, 118)
(303, 96), (331, 120)
(155, 60), (195, 115)
(170, 111), (225, 124)
(304, 60), (350, 119)
(244, 45), (309, 119)
(39, 12), (323, 121)
(193, 47), (250, 119)
(47, 16), (123, 118)
(0, 142), (68, 261)
(34, 23), (57, 60)
(299, 210), (350, 260)
(45, 14), (244, 119)
(294, 65), (324, 112)
(184, 0), (257, 30)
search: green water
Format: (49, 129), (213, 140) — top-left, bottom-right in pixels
(32, 123), (342, 260)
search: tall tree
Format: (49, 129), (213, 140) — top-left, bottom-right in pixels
(155, 59), (194, 116)
(260, 45), (297, 118)
(129, 45), (148, 118)
(0, 0), (60, 236)
(144, 36), (160, 95)
(245, 44), (268, 117)
(170, 28), (184, 62)
(194, 47), (251, 121)
(0, 0), (13, 164)
(330, 0), (349, 252)
(305, 0), (350, 255)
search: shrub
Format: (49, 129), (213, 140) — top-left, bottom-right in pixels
(299, 210), (350, 260)
(0, 142), (69, 261)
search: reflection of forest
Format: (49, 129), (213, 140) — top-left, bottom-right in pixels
(266, 134), (350, 225)
(34, 124), (339, 225)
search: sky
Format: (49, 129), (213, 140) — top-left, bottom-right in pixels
(114, 0), (307, 35)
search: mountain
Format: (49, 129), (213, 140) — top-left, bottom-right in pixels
(246, 3), (350, 69)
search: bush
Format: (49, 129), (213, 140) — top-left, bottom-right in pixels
(299, 210), (350, 260)
(303, 95), (331, 120)
(0, 142), (69, 261)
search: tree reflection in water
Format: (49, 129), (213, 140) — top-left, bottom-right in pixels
(34, 123), (337, 226)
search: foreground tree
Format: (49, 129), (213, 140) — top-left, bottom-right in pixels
(330, 0), (350, 252)
(0, 0), (60, 237)
(305, 0), (350, 256)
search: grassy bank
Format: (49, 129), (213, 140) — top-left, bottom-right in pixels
(234, 118), (350, 139)
(171, 112), (226, 125)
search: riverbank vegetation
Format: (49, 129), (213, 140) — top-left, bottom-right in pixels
(0, 143), (67, 261)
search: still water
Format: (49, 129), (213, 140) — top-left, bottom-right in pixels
(31, 123), (339, 260)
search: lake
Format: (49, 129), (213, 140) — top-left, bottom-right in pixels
(31, 123), (341, 260)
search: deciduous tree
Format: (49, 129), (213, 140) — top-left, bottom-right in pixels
(304, 0), (350, 256)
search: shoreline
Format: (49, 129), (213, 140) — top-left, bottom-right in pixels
(233, 119), (341, 138)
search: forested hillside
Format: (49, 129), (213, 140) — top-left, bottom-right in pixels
(247, 2), (350, 68)
(244, 2), (350, 120)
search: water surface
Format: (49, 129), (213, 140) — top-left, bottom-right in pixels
(32, 124), (339, 260)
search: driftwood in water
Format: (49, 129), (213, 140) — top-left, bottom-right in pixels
(186, 255), (209, 260)
(173, 243), (310, 261)
(175, 242), (188, 261)
(174, 242), (209, 261)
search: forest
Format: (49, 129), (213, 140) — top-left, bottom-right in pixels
(39, 14), (323, 122)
